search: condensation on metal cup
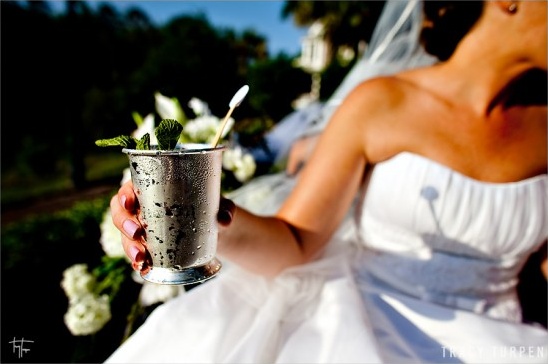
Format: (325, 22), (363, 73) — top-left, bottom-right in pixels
(123, 143), (225, 285)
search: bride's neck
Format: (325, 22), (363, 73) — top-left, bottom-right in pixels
(435, 19), (538, 117)
(429, 52), (534, 117)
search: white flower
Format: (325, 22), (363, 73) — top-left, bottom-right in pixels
(138, 282), (183, 307)
(155, 91), (185, 122)
(223, 147), (256, 182)
(183, 115), (234, 144)
(188, 97), (210, 117)
(234, 154), (256, 182)
(64, 293), (111, 336)
(61, 264), (96, 303)
(98, 167), (131, 260)
(132, 113), (157, 145)
(61, 266), (112, 335)
(99, 209), (128, 260)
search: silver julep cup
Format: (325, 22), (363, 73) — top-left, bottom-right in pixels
(123, 143), (225, 285)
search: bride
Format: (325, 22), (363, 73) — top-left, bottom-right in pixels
(107, 1), (547, 363)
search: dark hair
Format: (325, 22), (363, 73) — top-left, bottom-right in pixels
(504, 68), (547, 107)
(420, 1), (484, 61)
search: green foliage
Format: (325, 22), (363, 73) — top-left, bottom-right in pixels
(2, 1), (370, 193)
(95, 133), (152, 150)
(94, 119), (183, 151)
(1, 197), (111, 270)
(95, 135), (137, 149)
(1, 194), (131, 363)
(247, 54), (311, 122)
(155, 119), (183, 150)
(281, 1), (386, 54)
(93, 256), (132, 302)
(135, 133), (151, 150)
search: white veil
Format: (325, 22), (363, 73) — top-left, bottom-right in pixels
(301, 0), (437, 137)
(229, 0), (437, 215)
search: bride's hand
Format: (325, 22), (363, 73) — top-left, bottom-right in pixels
(110, 181), (236, 271)
(110, 181), (146, 271)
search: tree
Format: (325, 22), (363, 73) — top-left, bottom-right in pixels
(281, 1), (386, 64)
(3, 0), (346, 198)
(247, 54), (311, 122)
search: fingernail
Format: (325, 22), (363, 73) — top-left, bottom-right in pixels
(217, 209), (233, 224)
(120, 195), (127, 209)
(123, 219), (140, 239)
(128, 245), (141, 262)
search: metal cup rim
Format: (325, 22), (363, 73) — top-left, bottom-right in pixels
(123, 143), (225, 155)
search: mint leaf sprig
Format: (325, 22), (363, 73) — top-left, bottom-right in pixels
(95, 119), (183, 151)
(155, 118), (183, 150)
(95, 135), (139, 149)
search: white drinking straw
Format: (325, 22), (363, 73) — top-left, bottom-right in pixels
(211, 85), (250, 148)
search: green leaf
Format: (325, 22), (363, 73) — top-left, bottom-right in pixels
(155, 119), (183, 150)
(95, 119), (183, 151)
(92, 256), (130, 300)
(135, 133), (151, 150)
(95, 135), (137, 149)
(132, 111), (144, 127)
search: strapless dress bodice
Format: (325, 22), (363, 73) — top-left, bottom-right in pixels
(355, 152), (547, 321)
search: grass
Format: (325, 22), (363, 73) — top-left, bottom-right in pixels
(85, 152), (128, 182)
(1, 152), (127, 206)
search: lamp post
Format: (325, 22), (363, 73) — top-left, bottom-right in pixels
(294, 20), (330, 109)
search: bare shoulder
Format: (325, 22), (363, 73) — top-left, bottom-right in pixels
(342, 74), (432, 123)
(333, 74), (429, 162)
(348, 75), (410, 106)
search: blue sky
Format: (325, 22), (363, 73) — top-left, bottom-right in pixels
(46, 0), (308, 55)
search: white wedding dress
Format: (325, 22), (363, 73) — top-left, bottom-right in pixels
(106, 152), (548, 364)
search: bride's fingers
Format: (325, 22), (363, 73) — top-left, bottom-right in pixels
(110, 182), (148, 270)
(110, 181), (143, 238)
(110, 194), (142, 240)
(218, 197), (235, 227)
(121, 234), (147, 271)
(118, 181), (139, 212)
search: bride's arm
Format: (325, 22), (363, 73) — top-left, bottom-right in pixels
(112, 79), (401, 277)
(216, 87), (371, 276)
(285, 134), (320, 176)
